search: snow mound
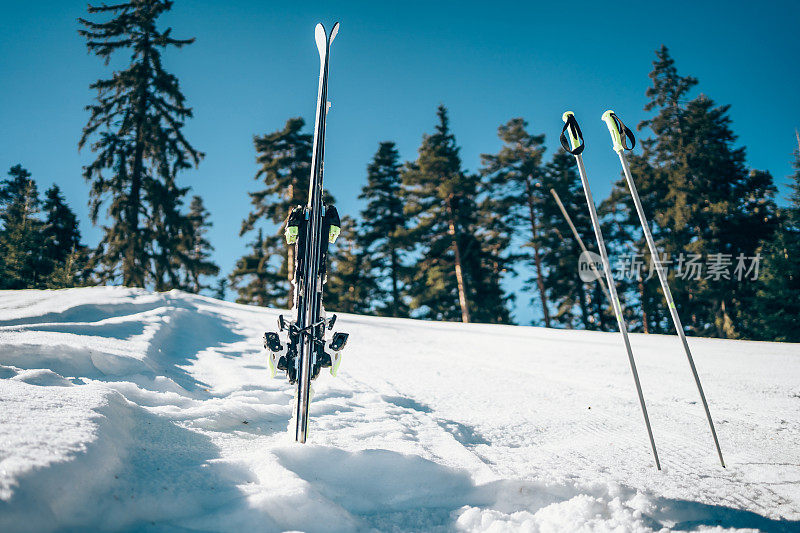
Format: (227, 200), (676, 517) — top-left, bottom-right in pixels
(0, 287), (798, 532)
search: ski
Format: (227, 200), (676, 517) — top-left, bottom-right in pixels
(294, 21), (339, 443)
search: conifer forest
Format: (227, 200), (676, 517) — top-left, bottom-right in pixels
(3, 0), (798, 343)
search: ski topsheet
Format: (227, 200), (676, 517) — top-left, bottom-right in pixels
(294, 22), (339, 443)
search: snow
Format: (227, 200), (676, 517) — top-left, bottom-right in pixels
(0, 287), (798, 532)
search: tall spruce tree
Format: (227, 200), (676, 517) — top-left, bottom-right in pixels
(358, 142), (409, 317)
(79, 0), (202, 287)
(463, 211), (514, 324)
(480, 118), (551, 326)
(602, 46), (778, 338)
(146, 179), (190, 290)
(233, 117), (332, 307)
(213, 277), (228, 301)
(42, 185), (82, 262)
(540, 151), (610, 329)
(229, 229), (284, 306)
(599, 155), (668, 334)
(326, 217), (380, 314)
(42, 185), (87, 288)
(0, 167), (88, 289)
(404, 105), (510, 323)
(182, 195), (219, 293)
(0, 165), (46, 289)
(593, 196), (646, 333)
(744, 144), (800, 341)
(474, 190), (517, 323)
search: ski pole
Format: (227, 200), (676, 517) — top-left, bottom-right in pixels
(601, 110), (725, 468)
(549, 187), (613, 306)
(561, 111), (661, 470)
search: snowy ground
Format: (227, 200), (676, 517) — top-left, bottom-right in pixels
(0, 287), (798, 532)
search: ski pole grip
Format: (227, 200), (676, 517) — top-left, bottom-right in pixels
(601, 110), (636, 153)
(560, 111), (585, 155)
(602, 110), (624, 153)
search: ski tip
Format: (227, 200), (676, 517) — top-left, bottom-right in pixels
(315, 23), (326, 55)
(330, 22), (340, 44)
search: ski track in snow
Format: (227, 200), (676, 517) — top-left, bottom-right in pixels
(0, 287), (798, 532)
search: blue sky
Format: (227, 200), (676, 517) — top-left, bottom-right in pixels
(2, 0), (799, 323)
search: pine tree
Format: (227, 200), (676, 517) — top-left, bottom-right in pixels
(78, 0), (202, 287)
(235, 117), (334, 307)
(47, 253), (81, 289)
(145, 179), (189, 291)
(326, 217), (380, 314)
(599, 156), (668, 334)
(0, 165), (47, 289)
(474, 190), (517, 324)
(404, 105), (510, 323)
(358, 142), (409, 317)
(603, 46), (778, 338)
(463, 216), (514, 324)
(42, 185), (82, 262)
(480, 118), (551, 326)
(540, 151), (610, 329)
(181, 195), (219, 293)
(229, 229), (284, 306)
(42, 185), (87, 288)
(0, 168), (89, 289)
(213, 277), (228, 301)
(599, 47), (701, 334)
(243, 118), (312, 234)
(744, 144), (800, 341)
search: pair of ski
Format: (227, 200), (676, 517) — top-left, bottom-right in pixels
(265, 22), (342, 443)
(561, 111), (725, 469)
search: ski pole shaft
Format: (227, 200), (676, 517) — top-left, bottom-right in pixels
(561, 111), (661, 470)
(602, 110), (725, 468)
(549, 188), (612, 304)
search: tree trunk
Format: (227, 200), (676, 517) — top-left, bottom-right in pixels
(285, 184), (295, 307)
(717, 299), (735, 338)
(258, 270), (267, 308)
(352, 250), (365, 314)
(191, 249), (200, 293)
(524, 178), (551, 327)
(126, 41), (150, 287)
(638, 278), (650, 334)
(594, 284), (609, 331)
(390, 243), (399, 317)
(577, 280), (590, 329)
(447, 195), (470, 323)
(287, 245), (295, 306)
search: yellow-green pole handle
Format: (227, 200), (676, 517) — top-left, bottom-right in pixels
(601, 109), (624, 153)
(562, 111), (581, 152)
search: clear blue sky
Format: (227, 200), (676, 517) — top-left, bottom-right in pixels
(2, 0), (799, 323)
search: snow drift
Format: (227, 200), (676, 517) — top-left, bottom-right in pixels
(0, 287), (798, 532)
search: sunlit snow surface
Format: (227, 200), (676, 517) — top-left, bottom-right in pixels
(0, 287), (798, 532)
